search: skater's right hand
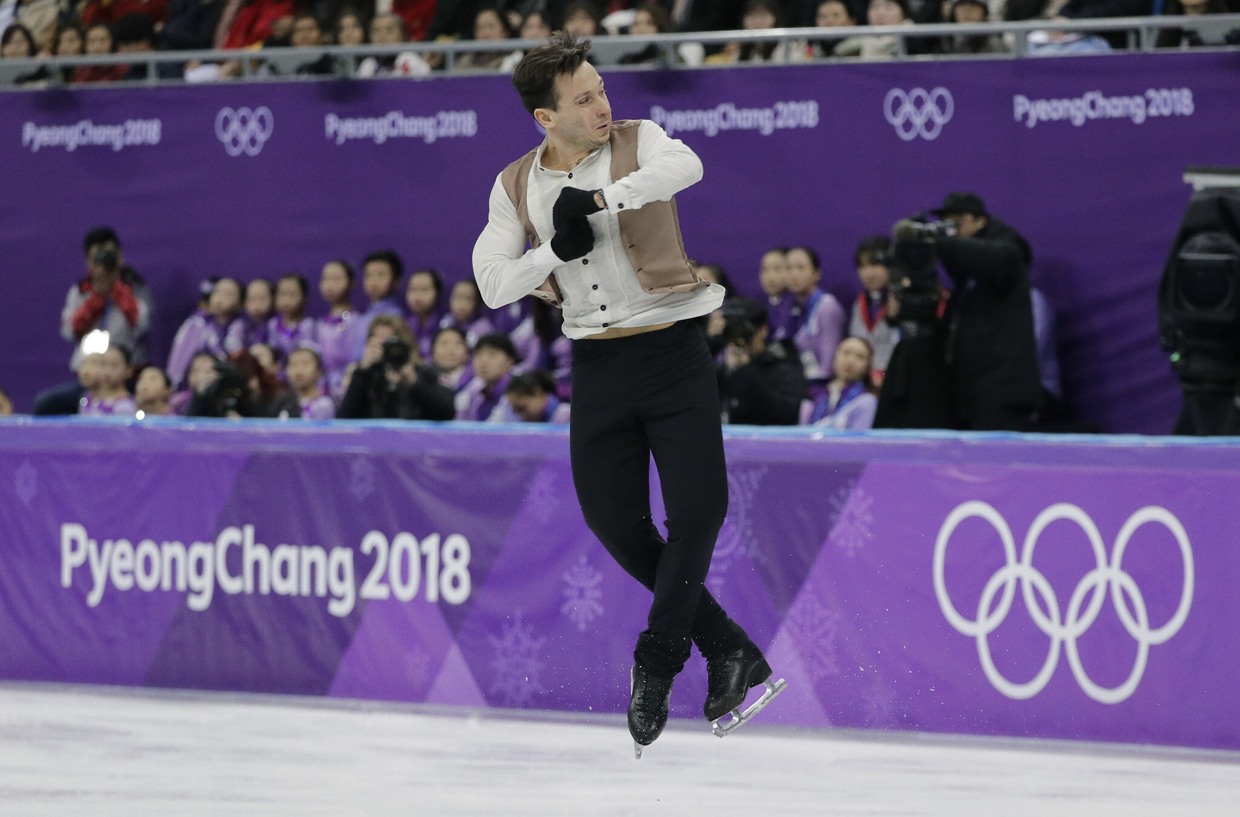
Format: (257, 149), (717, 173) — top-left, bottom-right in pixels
(550, 216), (594, 262)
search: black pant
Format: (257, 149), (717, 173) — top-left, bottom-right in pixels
(570, 321), (747, 678)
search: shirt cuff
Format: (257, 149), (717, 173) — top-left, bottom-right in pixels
(532, 242), (562, 275)
(600, 180), (634, 213)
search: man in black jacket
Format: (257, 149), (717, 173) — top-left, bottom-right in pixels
(716, 297), (805, 426)
(338, 315), (456, 421)
(931, 192), (1044, 431)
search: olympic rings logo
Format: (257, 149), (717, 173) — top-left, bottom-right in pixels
(215, 106), (274, 157)
(884, 87), (954, 141)
(933, 501), (1193, 704)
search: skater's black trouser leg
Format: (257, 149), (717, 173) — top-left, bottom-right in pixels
(571, 322), (747, 679)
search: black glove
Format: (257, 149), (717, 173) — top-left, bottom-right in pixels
(553, 187), (602, 231)
(550, 216), (594, 262)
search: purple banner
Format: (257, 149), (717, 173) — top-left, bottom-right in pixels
(3, 54), (1240, 432)
(1, 419), (1237, 750)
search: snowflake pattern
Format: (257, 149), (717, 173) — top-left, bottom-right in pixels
(786, 592), (841, 684)
(827, 482), (874, 557)
(403, 647), (432, 691)
(15, 460), (37, 506)
(348, 457), (376, 503)
(561, 554), (604, 632)
(524, 467), (560, 525)
(860, 672), (900, 728)
(487, 609), (547, 707)
(708, 466), (766, 594)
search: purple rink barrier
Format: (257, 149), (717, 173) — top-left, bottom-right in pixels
(0, 418), (1236, 750)
(3, 52), (1240, 433)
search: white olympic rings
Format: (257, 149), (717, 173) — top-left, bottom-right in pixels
(884, 87), (954, 141)
(215, 106), (275, 157)
(933, 501), (1193, 704)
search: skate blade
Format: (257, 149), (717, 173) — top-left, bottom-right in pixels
(634, 740), (643, 760)
(711, 678), (788, 738)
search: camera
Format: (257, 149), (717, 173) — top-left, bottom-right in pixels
(893, 215), (958, 243)
(721, 303), (757, 347)
(890, 214), (948, 324)
(91, 246), (119, 273)
(201, 361), (247, 416)
(1158, 168), (1240, 434)
(381, 335), (413, 370)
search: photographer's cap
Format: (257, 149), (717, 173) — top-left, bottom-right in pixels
(932, 192), (988, 218)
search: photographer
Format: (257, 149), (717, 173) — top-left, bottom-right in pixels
(922, 192), (1044, 431)
(338, 315), (455, 421)
(36, 227), (153, 415)
(873, 220), (954, 429)
(187, 350), (300, 419)
(717, 297), (806, 426)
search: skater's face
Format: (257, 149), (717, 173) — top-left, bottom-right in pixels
(540, 62), (611, 156)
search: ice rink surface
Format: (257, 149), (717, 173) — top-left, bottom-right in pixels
(0, 684), (1235, 817)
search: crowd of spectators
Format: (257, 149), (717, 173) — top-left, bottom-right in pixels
(3, 0), (1237, 87)
(12, 191), (1077, 433)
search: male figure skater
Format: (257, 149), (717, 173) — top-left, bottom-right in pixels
(472, 32), (783, 755)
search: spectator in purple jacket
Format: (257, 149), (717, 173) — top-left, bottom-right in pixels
(267, 273), (316, 365)
(167, 276), (242, 388)
(785, 245), (847, 381)
(78, 344), (137, 417)
(226, 277), (273, 354)
(431, 326), (473, 393)
(503, 370), (571, 424)
(347, 249), (406, 362)
(404, 267), (444, 360)
(759, 247), (793, 342)
(287, 346), (335, 420)
(438, 278), (495, 349)
(802, 336), (878, 430)
(314, 259), (356, 401)
(455, 332), (518, 421)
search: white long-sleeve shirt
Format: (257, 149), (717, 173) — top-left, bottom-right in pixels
(472, 119), (724, 340)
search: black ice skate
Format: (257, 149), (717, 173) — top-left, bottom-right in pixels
(704, 644), (788, 737)
(628, 665), (674, 759)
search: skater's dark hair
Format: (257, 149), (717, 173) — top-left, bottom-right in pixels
(512, 31), (592, 116)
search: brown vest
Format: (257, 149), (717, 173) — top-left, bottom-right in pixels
(499, 119), (705, 307)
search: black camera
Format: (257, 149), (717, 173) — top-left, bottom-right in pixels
(201, 361), (247, 416)
(92, 246), (119, 272)
(1159, 183), (1240, 385)
(720, 298), (769, 347)
(381, 335), (413, 370)
(890, 216), (947, 324)
(893, 216), (958, 243)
